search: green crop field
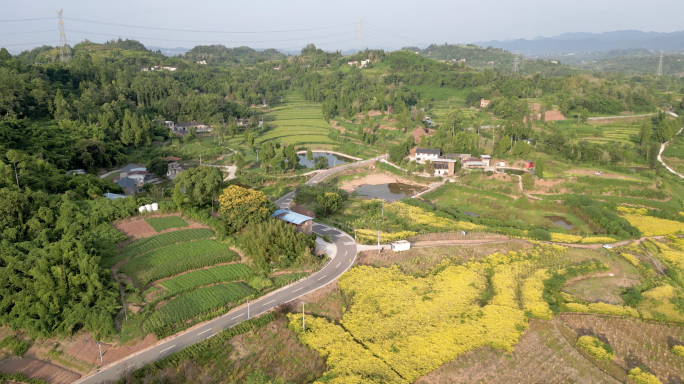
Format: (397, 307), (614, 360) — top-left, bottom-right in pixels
(256, 93), (334, 146)
(120, 239), (239, 287)
(143, 282), (255, 337)
(158, 264), (255, 297)
(145, 216), (189, 232)
(101, 228), (215, 268)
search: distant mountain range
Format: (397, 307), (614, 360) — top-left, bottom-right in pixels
(474, 30), (684, 55)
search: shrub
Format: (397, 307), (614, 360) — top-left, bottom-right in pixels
(622, 287), (643, 307)
(0, 336), (31, 357)
(564, 196), (641, 238)
(528, 228), (551, 241)
(672, 345), (684, 357)
(577, 335), (614, 361)
(240, 219), (316, 272)
(628, 368), (663, 384)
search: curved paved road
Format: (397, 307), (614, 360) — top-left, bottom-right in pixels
(76, 156), (384, 384)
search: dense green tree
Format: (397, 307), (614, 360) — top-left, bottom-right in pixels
(147, 157), (168, 178)
(521, 173), (535, 191)
(173, 166), (223, 207)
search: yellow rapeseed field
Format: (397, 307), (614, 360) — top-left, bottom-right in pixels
(386, 202), (483, 231)
(550, 233), (582, 243)
(580, 236), (617, 244)
(623, 214), (684, 236)
(577, 335), (614, 361)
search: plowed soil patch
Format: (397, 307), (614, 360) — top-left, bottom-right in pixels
(0, 358), (80, 384)
(114, 215), (210, 240)
(66, 334), (157, 365)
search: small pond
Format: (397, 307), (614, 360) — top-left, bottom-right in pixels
(497, 168), (525, 176)
(354, 183), (425, 201)
(298, 152), (352, 169)
(463, 212), (479, 218)
(544, 215), (574, 230)
(628, 166), (650, 173)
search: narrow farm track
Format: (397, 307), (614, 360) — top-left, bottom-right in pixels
(74, 157), (382, 384)
(658, 126), (684, 179)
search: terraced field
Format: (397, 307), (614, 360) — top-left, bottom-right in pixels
(120, 239), (240, 287)
(158, 264), (255, 296)
(258, 93), (334, 147)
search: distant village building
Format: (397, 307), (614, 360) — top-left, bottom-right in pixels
(103, 192), (126, 200)
(550, 60), (558, 64)
(348, 60), (370, 68)
(462, 157), (487, 170)
(272, 209), (313, 235)
(117, 177), (144, 196)
(273, 66), (281, 71)
(480, 99), (490, 108)
(162, 66), (177, 72)
(480, 155), (491, 167)
(165, 121), (212, 135)
(196, 60), (207, 65)
(415, 148), (441, 163)
(458, 59), (466, 63)
(66, 169), (86, 176)
(524, 160), (535, 169)
(165, 157), (183, 179)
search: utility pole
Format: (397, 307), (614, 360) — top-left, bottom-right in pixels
(256, 149), (259, 162)
(247, 300), (250, 320)
(377, 230), (381, 254)
(97, 342), (103, 365)
(57, 9), (71, 63)
(657, 51), (664, 76)
(302, 302), (305, 331)
(13, 163), (19, 188)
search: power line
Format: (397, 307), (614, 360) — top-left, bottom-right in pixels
(364, 23), (428, 47)
(0, 30), (54, 36)
(64, 17), (355, 34)
(0, 41), (55, 47)
(0, 17), (55, 22)
(67, 29), (357, 44)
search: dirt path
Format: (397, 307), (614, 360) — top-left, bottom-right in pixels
(658, 126), (684, 179)
(339, 172), (427, 192)
(0, 358), (81, 384)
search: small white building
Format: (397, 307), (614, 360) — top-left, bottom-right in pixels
(415, 148), (440, 163)
(391, 240), (411, 252)
(480, 155), (491, 167)
(162, 66), (177, 72)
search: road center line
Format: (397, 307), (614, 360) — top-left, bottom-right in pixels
(262, 300), (275, 306)
(197, 329), (210, 335)
(336, 262), (341, 268)
(160, 345), (176, 353)
(117, 364), (135, 373)
(232, 314), (244, 320)
(318, 275), (327, 280)
(292, 287), (303, 292)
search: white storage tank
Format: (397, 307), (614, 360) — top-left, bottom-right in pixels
(145, 204), (152, 212)
(391, 240), (411, 252)
(151, 203), (159, 211)
(138, 206), (146, 213)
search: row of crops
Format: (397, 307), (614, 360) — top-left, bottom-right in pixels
(120, 239), (240, 287)
(143, 283), (255, 338)
(158, 264), (255, 297)
(102, 228), (215, 268)
(145, 216), (189, 232)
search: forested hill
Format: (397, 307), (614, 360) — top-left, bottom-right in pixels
(405, 43), (584, 76)
(184, 45), (286, 66)
(405, 44), (515, 67)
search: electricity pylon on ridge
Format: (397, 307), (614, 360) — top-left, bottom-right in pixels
(57, 9), (71, 63)
(512, 51), (520, 74)
(357, 17), (365, 53)
(657, 50), (663, 76)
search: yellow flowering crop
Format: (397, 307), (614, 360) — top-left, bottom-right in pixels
(620, 252), (641, 267)
(566, 302), (638, 317)
(672, 345), (684, 357)
(355, 229), (417, 243)
(550, 233), (582, 243)
(386, 202), (483, 231)
(617, 207), (648, 215)
(580, 236), (617, 244)
(577, 335), (614, 361)
(287, 314), (406, 384)
(336, 264), (527, 381)
(522, 269), (553, 320)
(651, 241), (684, 271)
(628, 368), (663, 384)
(623, 214), (684, 236)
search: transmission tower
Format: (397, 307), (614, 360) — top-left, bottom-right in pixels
(57, 9), (71, 63)
(657, 50), (663, 76)
(512, 51), (520, 74)
(357, 17), (365, 53)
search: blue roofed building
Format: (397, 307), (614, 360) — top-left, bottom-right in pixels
(103, 192), (126, 200)
(272, 209), (313, 235)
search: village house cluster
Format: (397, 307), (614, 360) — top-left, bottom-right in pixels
(413, 148), (533, 177)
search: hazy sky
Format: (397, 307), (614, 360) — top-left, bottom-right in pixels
(2, 0), (684, 53)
